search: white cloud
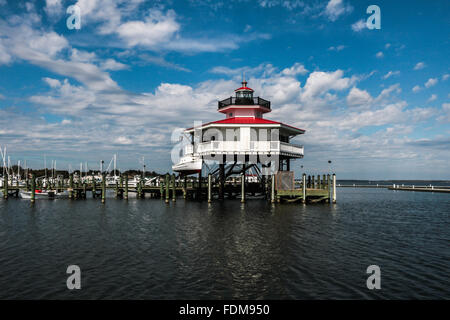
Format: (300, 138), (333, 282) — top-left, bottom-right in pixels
(71, 4), (268, 53)
(0, 40), (12, 64)
(100, 58), (128, 71)
(43, 77), (62, 88)
(138, 54), (191, 72)
(116, 10), (180, 48)
(328, 45), (345, 51)
(44, 0), (63, 17)
(376, 83), (401, 101)
(385, 43), (391, 49)
(0, 19), (119, 91)
(209, 63), (276, 78)
(383, 71), (400, 79)
(324, 0), (353, 21)
(376, 51), (384, 58)
(442, 74), (449, 81)
(115, 136), (133, 145)
(424, 78), (438, 88)
(281, 63), (308, 76)
(413, 62), (425, 70)
(438, 103), (450, 122)
(412, 85), (421, 93)
(301, 70), (353, 102)
(347, 87), (373, 108)
(351, 19), (366, 32)
(428, 94), (437, 102)
(70, 49), (97, 63)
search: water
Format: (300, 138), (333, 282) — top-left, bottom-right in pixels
(0, 188), (449, 299)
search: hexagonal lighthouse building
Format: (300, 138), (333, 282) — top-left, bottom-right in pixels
(172, 79), (305, 195)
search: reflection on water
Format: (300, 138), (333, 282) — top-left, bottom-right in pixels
(0, 188), (449, 299)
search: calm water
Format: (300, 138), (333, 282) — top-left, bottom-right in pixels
(0, 188), (449, 299)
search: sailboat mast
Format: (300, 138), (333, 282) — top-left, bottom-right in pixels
(44, 155), (47, 179)
(114, 154), (117, 178)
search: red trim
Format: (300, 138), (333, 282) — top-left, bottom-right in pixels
(186, 117), (305, 133)
(234, 87), (254, 91)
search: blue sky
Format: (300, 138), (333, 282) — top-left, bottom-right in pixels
(0, 0), (449, 179)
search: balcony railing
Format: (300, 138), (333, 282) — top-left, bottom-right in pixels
(218, 97), (271, 110)
(280, 142), (304, 156)
(193, 141), (303, 157)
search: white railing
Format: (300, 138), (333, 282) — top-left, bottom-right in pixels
(280, 142), (304, 156)
(195, 141), (303, 156)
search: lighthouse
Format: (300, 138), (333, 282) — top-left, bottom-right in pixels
(172, 78), (305, 194)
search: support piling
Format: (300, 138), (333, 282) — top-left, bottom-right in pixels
(241, 173), (245, 203)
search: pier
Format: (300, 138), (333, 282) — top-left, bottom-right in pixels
(336, 183), (450, 193)
(1, 172), (337, 204)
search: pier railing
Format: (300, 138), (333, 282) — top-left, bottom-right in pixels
(218, 97), (271, 110)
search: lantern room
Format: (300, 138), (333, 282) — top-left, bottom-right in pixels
(217, 79), (271, 119)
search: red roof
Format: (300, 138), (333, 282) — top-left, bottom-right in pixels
(187, 117), (305, 133)
(211, 117), (279, 125)
(234, 86), (254, 92)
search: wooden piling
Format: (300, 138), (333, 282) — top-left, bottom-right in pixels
(271, 174), (275, 203)
(327, 174), (331, 201)
(31, 173), (35, 203)
(137, 180), (142, 199)
(115, 182), (119, 198)
(124, 175), (128, 200)
(3, 173), (7, 199)
(92, 176), (96, 198)
(183, 175), (187, 199)
(208, 173), (212, 203)
(160, 177), (164, 199)
(197, 171), (202, 201)
(219, 163), (225, 201)
(101, 173), (106, 203)
(69, 174), (74, 199)
(332, 173), (337, 203)
(241, 173), (245, 203)
(165, 174), (170, 203)
(172, 174), (176, 202)
(302, 173), (306, 204)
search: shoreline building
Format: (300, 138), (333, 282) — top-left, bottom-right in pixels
(172, 79), (305, 198)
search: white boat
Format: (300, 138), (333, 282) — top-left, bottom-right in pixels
(126, 175), (142, 187)
(19, 190), (68, 199)
(172, 155), (203, 174)
(144, 176), (159, 186)
(106, 175), (120, 186)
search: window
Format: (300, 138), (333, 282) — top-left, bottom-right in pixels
(229, 113), (233, 117)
